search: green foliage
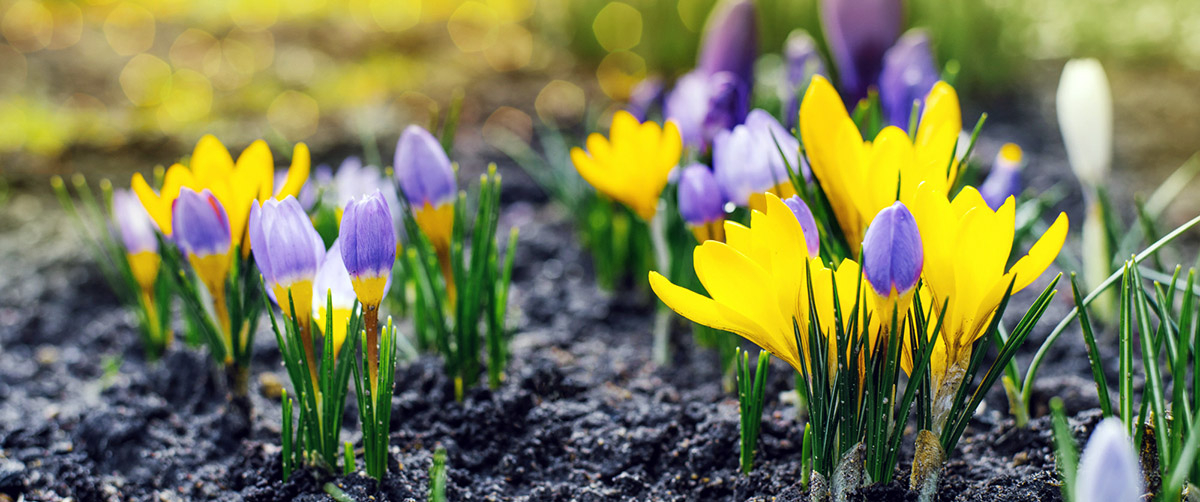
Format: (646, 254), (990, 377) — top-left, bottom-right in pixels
(268, 291), (362, 473)
(351, 316), (399, 480)
(430, 446), (448, 502)
(398, 165), (517, 400)
(1049, 397), (1079, 502)
(736, 348), (771, 474)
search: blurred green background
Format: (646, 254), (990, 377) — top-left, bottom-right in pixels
(1, 0), (1198, 215)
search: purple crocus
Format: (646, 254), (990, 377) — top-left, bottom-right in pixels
(395, 125), (456, 209)
(878, 29), (939, 129)
(782, 30), (827, 128)
(783, 195), (820, 258)
(663, 0), (757, 150)
(820, 0), (904, 103)
(333, 156), (403, 233)
(979, 143), (1024, 210)
(696, 0), (757, 92)
(712, 109), (806, 208)
(861, 202), (923, 318)
(338, 191), (396, 309)
(1075, 418), (1143, 502)
(172, 187), (232, 294)
(677, 164), (726, 242)
(112, 189), (160, 291)
(248, 196), (326, 322)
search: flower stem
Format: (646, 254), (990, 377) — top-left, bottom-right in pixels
(364, 306), (380, 396)
(650, 202), (670, 365)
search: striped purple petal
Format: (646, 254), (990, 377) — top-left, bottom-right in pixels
(339, 191), (396, 280)
(395, 125), (456, 208)
(172, 188), (230, 258)
(862, 201), (923, 297)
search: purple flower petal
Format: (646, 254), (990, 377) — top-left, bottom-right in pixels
(783, 195), (820, 258)
(339, 191), (396, 280)
(878, 29), (939, 129)
(172, 188), (230, 258)
(677, 164), (725, 226)
(861, 201), (923, 297)
(820, 0), (904, 102)
(112, 189), (158, 254)
(394, 125), (455, 207)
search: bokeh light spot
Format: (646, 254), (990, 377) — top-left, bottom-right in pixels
(369, 0), (420, 32)
(229, 0), (280, 31)
(268, 90), (320, 141)
(104, 2), (156, 56)
(592, 2), (642, 52)
(534, 79), (585, 128)
(448, 1), (500, 53)
(119, 53), (172, 106)
(0, 44), (28, 91)
(487, 0), (535, 23)
(170, 29), (222, 76)
(46, 2), (83, 50)
(596, 50), (646, 100)
(677, 0), (707, 33)
(2, 0), (54, 52)
(484, 22), (533, 72)
(482, 105), (533, 150)
(159, 69), (213, 123)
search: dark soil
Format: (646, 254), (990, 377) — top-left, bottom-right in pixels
(0, 72), (1170, 500)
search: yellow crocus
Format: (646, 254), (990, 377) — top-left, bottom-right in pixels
(648, 193), (874, 377)
(571, 111), (683, 221)
(131, 135), (310, 247)
(800, 75), (961, 252)
(904, 183), (1067, 429)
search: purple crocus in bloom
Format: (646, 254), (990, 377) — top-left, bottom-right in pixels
(713, 109), (807, 208)
(395, 125), (456, 209)
(861, 201), (923, 319)
(677, 164), (726, 242)
(338, 191), (396, 309)
(172, 187), (232, 295)
(783, 195), (820, 258)
(696, 0), (757, 93)
(1075, 418), (1143, 502)
(781, 30), (827, 128)
(979, 143), (1024, 210)
(878, 29), (939, 129)
(248, 196), (326, 322)
(627, 77), (665, 121)
(113, 189), (158, 255)
(820, 0), (904, 102)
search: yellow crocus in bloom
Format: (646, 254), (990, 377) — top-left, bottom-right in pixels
(648, 193), (874, 377)
(571, 111), (683, 221)
(800, 75), (961, 252)
(904, 183), (1067, 430)
(131, 135), (310, 246)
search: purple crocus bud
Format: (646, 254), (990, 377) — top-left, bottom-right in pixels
(248, 196), (325, 323)
(782, 30), (827, 128)
(979, 143), (1024, 210)
(172, 187), (232, 293)
(696, 0), (757, 95)
(627, 77), (665, 121)
(783, 195), (820, 258)
(677, 164), (726, 242)
(1075, 418), (1143, 502)
(820, 0), (904, 102)
(312, 239), (383, 355)
(861, 202), (923, 316)
(338, 191), (396, 309)
(395, 125), (456, 209)
(702, 72), (749, 145)
(713, 109), (806, 208)
(113, 189), (160, 291)
(878, 29), (939, 129)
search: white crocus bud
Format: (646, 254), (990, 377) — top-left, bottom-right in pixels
(1056, 58), (1112, 189)
(1075, 418), (1143, 502)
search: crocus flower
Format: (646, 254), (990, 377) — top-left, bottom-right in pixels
(339, 191), (396, 310)
(979, 143), (1023, 210)
(627, 77), (665, 121)
(313, 239), (377, 356)
(650, 193), (871, 377)
(332, 156), (403, 234)
(132, 135), (310, 252)
(904, 184), (1067, 431)
(783, 195), (820, 259)
(112, 189), (160, 293)
(861, 201), (922, 321)
(696, 0), (757, 91)
(173, 187), (234, 343)
(781, 29), (827, 128)
(713, 109), (805, 211)
(800, 75), (961, 252)
(248, 196), (325, 327)
(820, 0), (903, 102)
(677, 164), (726, 242)
(878, 29), (939, 129)
(571, 111), (683, 221)
(664, 71), (749, 150)
(1075, 418), (1143, 502)
(395, 125), (455, 250)
(1056, 58), (1112, 189)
